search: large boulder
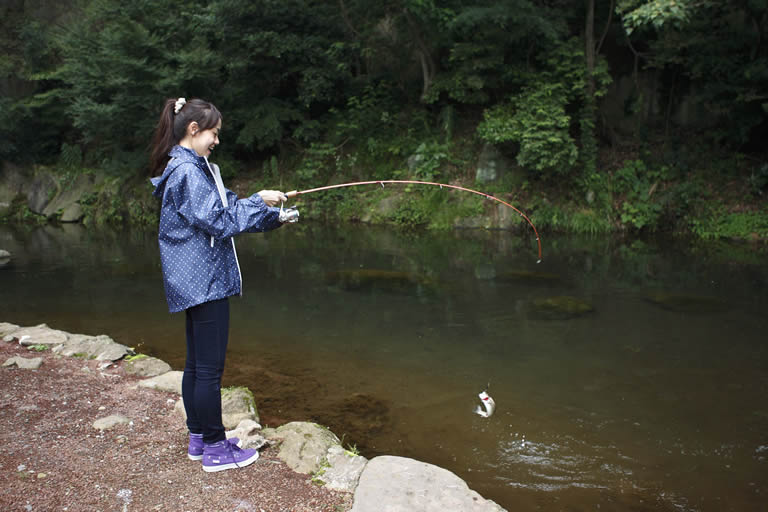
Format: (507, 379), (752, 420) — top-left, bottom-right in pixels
(351, 456), (506, 512)
(42, 172), (97, 222)
(0, 249), (10, 267)
(26, 170), (57, 214)
(0, 162), (27, 217)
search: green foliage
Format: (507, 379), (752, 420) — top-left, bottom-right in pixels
(690, 203), (768, 240)
(613, 159), (671, 230)
(617, 0), (698, 34)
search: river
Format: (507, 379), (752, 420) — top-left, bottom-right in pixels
(2, 223), (767, 511)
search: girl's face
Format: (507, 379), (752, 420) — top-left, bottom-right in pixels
(186, 120), (221, 158)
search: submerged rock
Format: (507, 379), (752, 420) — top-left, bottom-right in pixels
(496, 270), (562, 284)
(644, 292), (726, 313)
(326, 269), (434, 294)
(531, 296), (594, 319)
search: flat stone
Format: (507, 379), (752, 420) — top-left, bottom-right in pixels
(272, 421), (341, 474)
(139, 371), (183, 394)
(0, 322), (21, 339)
(321, 445), (368, 492)
(351, 456), (506, 512)
(12, 324), (68, 346)
(53, 333), (131, 361)
(3, 356), (43, 369)
(123, 356), (171, 377)
(92, 414), (130, 430)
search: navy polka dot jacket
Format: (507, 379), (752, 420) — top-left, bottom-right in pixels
(150, 145), (282, 313)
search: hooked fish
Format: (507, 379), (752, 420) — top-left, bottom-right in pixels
(474, 390), (496, 418)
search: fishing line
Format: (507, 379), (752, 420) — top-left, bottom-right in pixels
(286, 180), (542, 262)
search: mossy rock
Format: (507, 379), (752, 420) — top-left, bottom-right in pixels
(644, 292), (726, 314)
(221, 386), (259, 427)
(531, 295), (594, 319)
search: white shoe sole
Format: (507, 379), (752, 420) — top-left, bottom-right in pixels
(202, 450), (259, 472)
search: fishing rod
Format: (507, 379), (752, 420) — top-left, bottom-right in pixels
(285, 180), (542, 262)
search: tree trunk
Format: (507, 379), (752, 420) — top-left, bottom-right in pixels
(585, 0), (596, 96)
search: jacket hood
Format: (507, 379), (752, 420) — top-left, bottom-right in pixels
(150, 145), (207, 198)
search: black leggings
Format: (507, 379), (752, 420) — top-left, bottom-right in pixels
(183, 298), (229, 444)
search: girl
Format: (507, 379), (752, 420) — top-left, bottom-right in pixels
(149, 97), (293, 472)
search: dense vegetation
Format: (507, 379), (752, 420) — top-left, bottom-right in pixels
(1, 0), (767, 238)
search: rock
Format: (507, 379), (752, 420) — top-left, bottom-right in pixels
(27, 170), (57, 214)
(320, 445), (368, 492)
(476, 144), (513, 184)
(139, 371), (183, 394)
(123, 356), (171, 378)
(644, 292), (725, 314)
(0, 249), (10, 266)
(531, 295), (594, 318)
(271, 421), (342, 474)
(228, 419), (269, 451)
(60, 202), (84, 223)
(42, 173), (95, 221)
(92, 414), (130, 430)
(0, 322), (20, 339)
(496, 270), (561, 284)
(351, 456), (506, 512)
(3, 356), (43, 369)
(221, 386), (259, 428)
(52, 333), (131, 361)
(11, 324), (68, 346)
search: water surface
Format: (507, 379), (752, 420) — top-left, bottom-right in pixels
(2, 223), (767, 511)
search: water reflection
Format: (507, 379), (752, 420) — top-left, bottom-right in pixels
(2, 223), (768, 511)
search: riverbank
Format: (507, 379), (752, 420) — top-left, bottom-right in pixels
(2, 156), (767, 241)
(0, 322), (506, 512)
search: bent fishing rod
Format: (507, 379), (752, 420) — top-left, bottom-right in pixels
(285, 180), (542, 262)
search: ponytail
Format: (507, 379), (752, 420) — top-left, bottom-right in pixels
(149, 97), (223, 177)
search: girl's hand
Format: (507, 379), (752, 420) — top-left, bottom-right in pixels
(257, 190), (287, 206)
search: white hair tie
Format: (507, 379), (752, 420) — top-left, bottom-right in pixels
(174, 97), (186, 114)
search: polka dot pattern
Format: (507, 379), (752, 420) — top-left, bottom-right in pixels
(150, 145), (282, 313)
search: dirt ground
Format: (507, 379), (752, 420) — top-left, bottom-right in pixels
(0, 340), (353, 512)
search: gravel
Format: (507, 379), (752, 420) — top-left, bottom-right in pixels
(0, 341), (352, 511)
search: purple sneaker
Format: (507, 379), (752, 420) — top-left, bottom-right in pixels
(188, 433), (241, 461)
(202, 440), (259, 472)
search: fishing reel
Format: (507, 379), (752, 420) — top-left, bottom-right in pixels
(279, 202), (300, 223)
